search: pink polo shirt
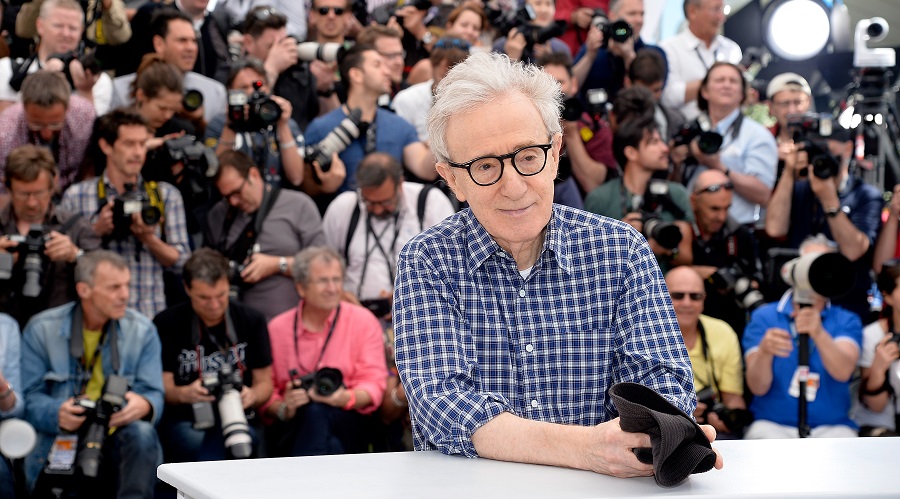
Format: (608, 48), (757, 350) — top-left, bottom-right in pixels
(263, 300), (388, 416)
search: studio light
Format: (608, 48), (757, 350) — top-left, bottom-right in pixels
(763, 0), (831, 61)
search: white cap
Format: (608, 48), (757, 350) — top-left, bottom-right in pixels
(766, 72), (812, 100)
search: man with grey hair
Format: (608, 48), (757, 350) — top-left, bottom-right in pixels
(393, 52), (722, 477)
(262, 246), (387, 456)
(21, 249), (163, 498)
(743, 234), (862, 439)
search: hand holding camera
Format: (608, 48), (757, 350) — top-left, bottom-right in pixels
(91, 201), (116, 237)
(43, 230), (78, 263)
(266, 36), (300, 77)
(107, 391), (150, 428)
(871, 333), (900, 373)
(177, 378), (216, 405)
(57, 397), (88, 433)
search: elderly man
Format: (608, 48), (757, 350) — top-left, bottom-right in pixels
(690, 169), (763, 334)
(393, 52), (722, 477)
(743, 235), (862, 439)
(665, 266), (748, 437)
(262, 246), (387, 456)
(660, 0), (742, 121)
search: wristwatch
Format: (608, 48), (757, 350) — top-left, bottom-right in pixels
(825, 206), (842, 218)
(279, 256), (289, 274)
(276, 402), (288, 422)
(421, 31), (434, 45)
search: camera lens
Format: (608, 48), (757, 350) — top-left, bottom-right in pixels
(255, 99), (282, 125)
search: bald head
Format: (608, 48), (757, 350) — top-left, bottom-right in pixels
(666, 266), (705, 291)
(692, 169), (732, 236)
(693, 169), (730, 194)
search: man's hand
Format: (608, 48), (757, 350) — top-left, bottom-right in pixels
(281, 383), (312, 420)
(808, 166), (839, 207)
(311, 152), (347, 193)
(109, 392), (152, 427)
(0, 237), (19, 254)
(265, 36), (300, 77)
(395, 6), (427, 38)
(690, 140), (723, 171)
(44, 230), (79, 263)
(69, 60), (100, 96)
(583, 25), (604, 57)
(572, 7), (595, 29)
(239, 253), (280, 284)
(309, 385), (351, 409)
(240, 385), (257, 410)
(504, 28), (527, 62)
(177, 378), (215, 406)
(92, 201), (115, 237)
(793, 306), (824, 338)
(758, 327), (793, 357)
(310, 60), (338, 93)
(582, 418), (654, 477)
(130, 212), (158, 243)
(871, 334), (900, 373)
(58, 397), (87, 433)
(608, 36), (636, 65)
(273, 96), (293, 127)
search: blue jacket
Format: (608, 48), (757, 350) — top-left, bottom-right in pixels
(21, 302), (164, 437)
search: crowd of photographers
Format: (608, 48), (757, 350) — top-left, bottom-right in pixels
(0, 0), (896, 496)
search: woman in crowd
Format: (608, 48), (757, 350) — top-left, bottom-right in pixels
(406, 3), (487, 85)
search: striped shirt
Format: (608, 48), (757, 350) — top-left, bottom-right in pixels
(62, 173), (191, 318)
(393, 204), (696, 456)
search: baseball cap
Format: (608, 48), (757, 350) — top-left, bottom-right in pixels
(767, 72), (812, 100)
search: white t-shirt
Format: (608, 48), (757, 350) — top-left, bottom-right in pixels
(0, 56), (113, 115)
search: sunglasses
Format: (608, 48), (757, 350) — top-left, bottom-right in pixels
(695, 182), (734, 194)
(670, 292), (706, 301)
(317, 6), (345, 15)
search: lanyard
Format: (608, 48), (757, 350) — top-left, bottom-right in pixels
(695, 320), (723, 397)
(694, 46), (719, 71)
(191, 309), (245, 376)
(293, 304), (341, 374)
(357, 212), (401, 297)
(69, 303), (119, 398)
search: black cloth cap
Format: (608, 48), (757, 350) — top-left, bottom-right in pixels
(609, 382), (717, 487)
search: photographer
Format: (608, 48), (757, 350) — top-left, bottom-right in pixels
(584, 115), (693, 271)
(743, 235), (861, 439)
(21, 250), (163, 498)
(685, 62), (777, 227)
(765, 73), (813, 173)
(853, 261), (900, 436)
(0, 0), (115, 114)
(0, 71), (95, 194)
(262, 246), (387, 456)
(155, 249), (273, 462)
(765, 131), (881, 322)
(62, 109), (191, 319)
(0, 145), (100, 329)
(358, 25), (407, 99)
(666, 267), (748, 437)
(491, 0), (571, 65)
(690, 169), (763, 335)
(205, 150), (326, 320)
(572, 0), (666, 103)
(207, 58), (309, 190)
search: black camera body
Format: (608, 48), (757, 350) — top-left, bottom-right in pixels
(709, 265), (766, 311)
(149, 135), (219, 179)
(787, 113), (840, 180)
(632, 181), (683, 250)
(591, 9), (633, 48)
(74, 375), (129, 478)
(47, 43), (101, 90)
(517, 21), (567, 50)
(0, 225), (49, 298)
(372, 0), (432, 25)
(194, 362), (253, 458)
(227, 81), (282, 133)
(695, 386), (754, 434)
(672, 117), (724, 155)
(111, 183), (162, 240)
(289, 367), (344, 397)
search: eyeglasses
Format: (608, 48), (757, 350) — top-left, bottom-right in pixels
(447, 138), (554, 186)
(360, 190), (399, 210)
(670, 292), (706, 301)
(223, 177), (248, 200)
(695, 182), (733, 194)
(27, 122), (64, 132)
(11, 189), (51, 201)
(771, 98), (808, 109)
(317, 6), (345, 15)
(379, 50), (406, 60)
(311, 276), (343, 287)
(434, 38), (471, 51)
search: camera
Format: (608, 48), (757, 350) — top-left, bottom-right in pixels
(672, 115), (724, 154)
(148, 135), (219, 178)
(630, 181), (683, 250)
(296, 42), (347, 63)
(46, 43), (101, 91)
(709, 265), (766, 312)
(591, 8), (633, 48)
(890, 331), (900, 345)
(517, 21), (568, 51)
(786, 113), (840, 180)
(360, 297), (391, 317)
(695, 386), (754, 434)
(305, 108), (363, 174)
(197, 362), (252, 458)
(183, 89), (204, 113)
(289, 367), (344, 397)
(111, 183), (162, 240)
(227, 81), (282, 133)
(781, 251), (854, 305)
(0, 225), (49, 298)
(74, 375), (129, 478)
(372, 0), (432, 25)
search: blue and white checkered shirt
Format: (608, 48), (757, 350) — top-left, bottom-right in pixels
(393, 204), (696, 457)
(61, 173), (191, 319)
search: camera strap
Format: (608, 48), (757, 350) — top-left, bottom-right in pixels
(357, 211), (401, 298)
(218, 185), (281, 264)
(191, 308), (245, 376)
(293, 304), (341, 374)
(696, 320), (724, 400)
(69, 302), (120, 397)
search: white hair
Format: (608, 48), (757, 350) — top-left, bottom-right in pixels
(799, 233), (839, 255)
(426, 52), (563, 163)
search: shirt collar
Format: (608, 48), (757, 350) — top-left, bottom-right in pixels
(686, 29), (720, 52)
(714, 108), (742, 134)
(101, 171), (145, 195)
(776, 289), (832, 316)
(463, 205), (573, 277)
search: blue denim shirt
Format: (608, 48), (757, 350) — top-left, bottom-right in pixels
(21, 302), (164, 437)
(0, 313), (23, 419)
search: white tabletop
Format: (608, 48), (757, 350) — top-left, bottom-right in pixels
(158, 437), (900, 498)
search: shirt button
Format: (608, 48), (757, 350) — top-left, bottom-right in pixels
(519, 289), (526, 298)
(531, 399), (538, 408)
(525, 344), (534, 353)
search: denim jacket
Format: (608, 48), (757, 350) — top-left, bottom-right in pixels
(21, 302), (164, 437)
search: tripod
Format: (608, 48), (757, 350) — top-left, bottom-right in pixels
(841, 67), (900, 193)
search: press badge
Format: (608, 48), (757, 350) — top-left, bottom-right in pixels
(45, 434), (78, 474)
(788, 366), (821, 401)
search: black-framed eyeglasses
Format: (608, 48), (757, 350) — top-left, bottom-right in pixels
(447, 138), (554, 186)
(670, 292), (706, 301)
(317, 6), (345, 15)
(695, 182), (734, 194)
(434, 38), (472, 51)
(223, 177), (248, 200)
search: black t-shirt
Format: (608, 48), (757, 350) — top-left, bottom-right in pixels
(155, 300), (273, 420)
